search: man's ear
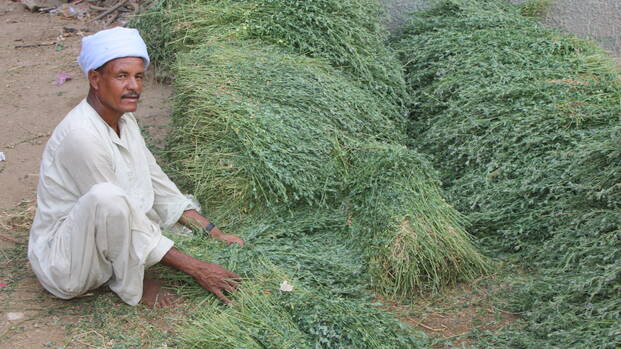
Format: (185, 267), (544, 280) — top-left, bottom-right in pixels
(87, 70), (101, 90)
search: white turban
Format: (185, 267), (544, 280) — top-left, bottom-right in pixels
(78, 27), (150, 76)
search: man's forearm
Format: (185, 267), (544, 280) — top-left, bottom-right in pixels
(160, 247), (199, 276)
(179, 209), (212, 231)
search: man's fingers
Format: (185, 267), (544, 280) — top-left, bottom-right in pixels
(223, 283), (235, 293)
(226, 279), (240, 290)
(212, 288), (232, 304)
(218, 234), (244, 247)
(227, 270), (242, 280)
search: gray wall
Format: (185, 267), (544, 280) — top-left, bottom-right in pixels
(381, 0), (621, 57)
(382, 0), (429, 32)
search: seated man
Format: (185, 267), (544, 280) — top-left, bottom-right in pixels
(28, 27), (243, 307)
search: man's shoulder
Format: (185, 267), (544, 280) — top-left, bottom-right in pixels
(46, 101), (106, 154)
(121, 112), (140, 130)
(120, 112), (148, 143)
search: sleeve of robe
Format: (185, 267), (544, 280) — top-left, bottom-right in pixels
(144, 146), (198, 229)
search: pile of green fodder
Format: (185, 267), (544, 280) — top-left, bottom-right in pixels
(167, 42), (401, 210)
(168, 42), (489, 298)
(345, 142), (488, 297)
(132, 0), (492, 345)
(131, 0), (407, 124)
(397, 0), (621, 347)
(172, 243), (429, 348)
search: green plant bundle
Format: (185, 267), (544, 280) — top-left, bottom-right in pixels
(166, 227), (423, 348)
(398, 0), (620, 248)
(183, 219), (369, 298)
(180, 263), (429, 348)
(131, 0), (407, 125)
(345, 143), (490, 297)
(166, 43), (489, 300)
(167, 43), (402, 211)
(397, 0), (621, 346)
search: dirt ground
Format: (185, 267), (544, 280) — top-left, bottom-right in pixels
(0, 1), (171, 209)
(0, 2), (172, 347)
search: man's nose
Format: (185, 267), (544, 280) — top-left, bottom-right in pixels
(127, 76), (140, 90)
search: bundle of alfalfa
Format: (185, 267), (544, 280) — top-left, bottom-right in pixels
(131, 0), (407, 124)
(345, 143), (489, 296)
(167, 42), (402, 212)
(166, 42), (489, 299)
(397, 0), (620, 346)
(135, 0), (490, 344)
(177, 262), (429, 348)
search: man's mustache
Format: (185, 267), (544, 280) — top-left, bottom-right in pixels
(122, 93), (140, 99)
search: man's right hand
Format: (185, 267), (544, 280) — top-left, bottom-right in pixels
(188, 261), (241, 304)
(160, 247), (241, 304)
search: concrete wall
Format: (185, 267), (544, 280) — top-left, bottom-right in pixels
(513, 0), (621, 56)
(381, 0), (621, 56)
(381, 0), (429, 33)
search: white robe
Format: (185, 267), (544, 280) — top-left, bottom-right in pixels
(28, 99), (195, 305)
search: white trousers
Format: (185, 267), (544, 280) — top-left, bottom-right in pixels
(34, 183), (173, 305)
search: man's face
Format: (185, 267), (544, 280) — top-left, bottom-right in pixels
(90, 56), (145, 115)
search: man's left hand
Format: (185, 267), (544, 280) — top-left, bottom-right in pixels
(210, 229), (245, 246)
(180, 209), (245, 247)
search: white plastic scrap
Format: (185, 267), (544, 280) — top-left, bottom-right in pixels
(0, 152), (5, 161)
(7, 312), (24, 321)
(279, 280), (294, 292)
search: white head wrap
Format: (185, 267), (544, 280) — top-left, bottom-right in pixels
(78, 27), (150, 76)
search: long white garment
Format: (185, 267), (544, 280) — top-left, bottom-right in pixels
(29, 99), (195, 305)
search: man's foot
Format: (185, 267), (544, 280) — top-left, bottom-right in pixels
(141, 277), (178, 307)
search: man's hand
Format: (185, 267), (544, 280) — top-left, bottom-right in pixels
(188, 261), (241, 304)
(161, 247), (241, 304)
(179, 209), (245, 246)
(210, 228), (245, 246)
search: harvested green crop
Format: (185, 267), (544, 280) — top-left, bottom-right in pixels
(345, 143), (489, 297)
(397, 0), (621, 346)
(166, 225), (423, 347)
(131, 0), (407, 125)
(166, 42), (402, 211)
(182, 219), (369, 298)
(133, 0), (492, 345)
(180, 263), (429, 348)
(166, 43), (489, 299)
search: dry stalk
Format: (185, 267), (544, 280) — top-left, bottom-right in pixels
(92, 0), (129, 21)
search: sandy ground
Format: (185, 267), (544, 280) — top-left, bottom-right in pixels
(0, 2), (172, 347)
(0, 1), (171, 210)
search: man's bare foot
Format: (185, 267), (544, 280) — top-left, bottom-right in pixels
(141, 277), (178, 307)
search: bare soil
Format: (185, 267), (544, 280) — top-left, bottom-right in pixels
(380, 279), (520, 346)
(0, 0), (171, 209)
